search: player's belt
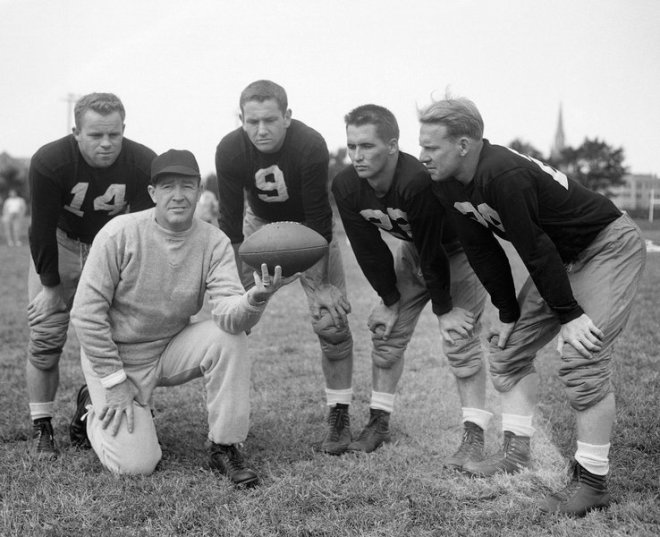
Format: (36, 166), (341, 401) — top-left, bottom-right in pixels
(57, 227), (93, 245)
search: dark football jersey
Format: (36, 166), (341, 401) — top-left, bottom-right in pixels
(333, 152), (460, 315)
(431, 140), (621, 323)
(29, 135), (156, 286)
(215, 119), (333, 244)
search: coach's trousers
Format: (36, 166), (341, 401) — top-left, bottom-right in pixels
(81, 320), (251, 475)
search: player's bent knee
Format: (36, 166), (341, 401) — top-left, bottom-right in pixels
(28, 352), (60, 371)
(312, 314), (353, 362)
(319, 332), (353, 362)
(560, 366), (612, 412)
(372, 350), (402, 370)
(446, 341), (484, 379)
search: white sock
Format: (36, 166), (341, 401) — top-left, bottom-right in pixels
(502, 413), (535, 437)
(370, 391), (394, 413)
(30, 401), (55, 421)
(462, 407), (493, 430)
(325, 388), (353, 407)
(575, 441), (610, 476)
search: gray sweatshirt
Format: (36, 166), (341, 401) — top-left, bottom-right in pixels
(71, 208), (266, 386)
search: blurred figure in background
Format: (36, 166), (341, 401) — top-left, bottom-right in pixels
(2, 189), (27, 246)
(196, 188), (220, 225)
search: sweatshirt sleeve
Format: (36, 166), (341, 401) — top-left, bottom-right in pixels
(206, 235), (267, 333)
(70, 228), (126, 386)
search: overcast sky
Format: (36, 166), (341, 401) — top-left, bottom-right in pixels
(1, 0), (659, 177)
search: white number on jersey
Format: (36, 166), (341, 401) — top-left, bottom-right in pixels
(255, 165), (289, 202)
(453, 201), (505, 233)
(506, 147), (569, 189)
(359, 207), (412, 240)
(64, 183), (128, 217)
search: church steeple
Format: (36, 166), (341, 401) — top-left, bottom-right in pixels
(551, 103), (565, 160)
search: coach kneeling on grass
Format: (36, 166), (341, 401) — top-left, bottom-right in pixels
(70, 149), (296, 487)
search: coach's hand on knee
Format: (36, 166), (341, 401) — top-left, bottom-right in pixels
(100, 380), (138, 436)
(559, 314), (604, 359)
(27, 285), (67, 325)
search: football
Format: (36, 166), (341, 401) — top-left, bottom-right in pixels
(238, 221), (329, 277)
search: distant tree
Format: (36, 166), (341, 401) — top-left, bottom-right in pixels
(508, 138), (545, 161)
(553, 138), (627, 196)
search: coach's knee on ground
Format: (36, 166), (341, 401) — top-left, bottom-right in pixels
(312, 312), (353, 361)
(91, 404), (162, 476)
(559, 348), (613, 411)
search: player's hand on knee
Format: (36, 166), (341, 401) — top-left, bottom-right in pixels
(27, 285), (67, 325)
(438, 307), (475, 343)
(100, 380), (138, 436)
(487, 319), (516, 349)
(560, 314), (604, 359)
(368, 300), (399, 341)
(310, 284), (351, 328)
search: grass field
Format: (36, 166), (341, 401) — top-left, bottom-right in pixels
(1, 220), (659, 536)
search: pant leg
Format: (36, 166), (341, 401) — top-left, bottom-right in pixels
(27, 230), (90, 371)
(559, 213), (647, 410)
(444, 249), (489, 379)
(156, 320), (251, 445)
(370, 241), (429, 368)
(488, 276), (560, 393)
(81, 352), (162, 475)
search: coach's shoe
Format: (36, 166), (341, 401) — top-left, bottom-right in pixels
(31, 418), (58, 460)
(210, 443), (259, 487)
(445, 421), (485, 470)
(69, 385), (92, 449)
(347, 408), (391, 453)
(540, 461), (611, 517)
(462, 431), (530, 477)
(319, 403), (352, 455)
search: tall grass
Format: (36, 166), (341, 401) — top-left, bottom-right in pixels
(1, 221), (658, 536)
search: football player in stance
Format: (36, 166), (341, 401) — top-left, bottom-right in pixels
(215, 80), (354, 455)
(70, 149), (296, 487)
(26, 92), (156, 460)
(418, 95), (646, 516)
(332, 104), (492, 465)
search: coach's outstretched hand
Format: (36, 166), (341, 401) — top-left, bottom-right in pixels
(558, 313), (604, 359)
(249, 263), (299, 306)
(100, 379), (139, 436)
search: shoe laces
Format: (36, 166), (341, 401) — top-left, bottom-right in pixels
(327, 406), (349, 440)
(454, 424), (483, 457)
(34, 421), (55, 452)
